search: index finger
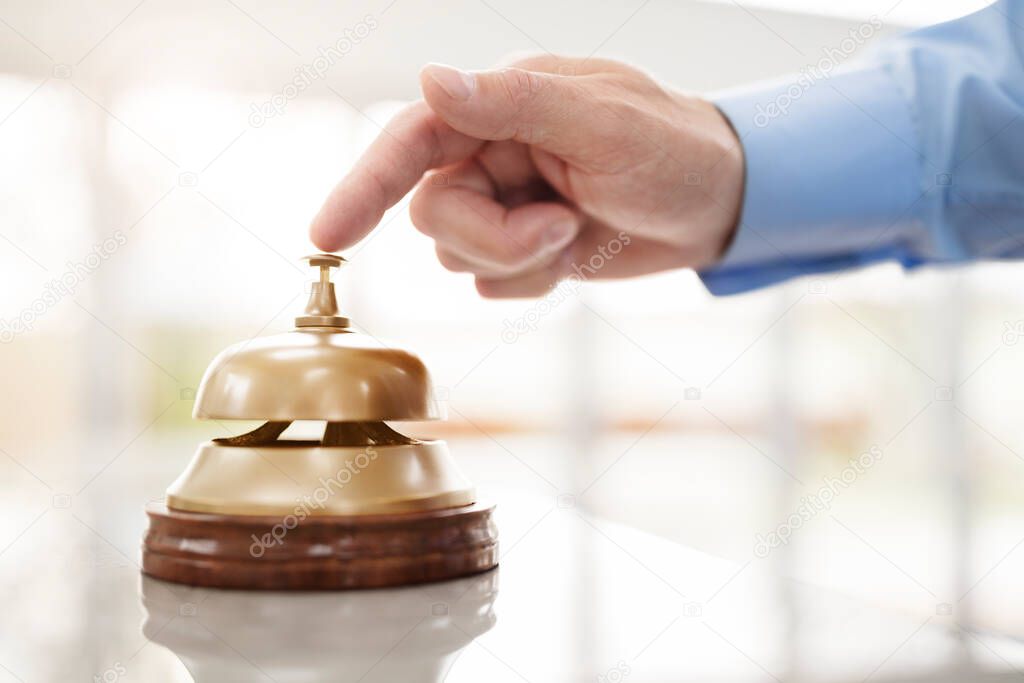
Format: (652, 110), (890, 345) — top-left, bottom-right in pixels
(310, 100), (484, 251)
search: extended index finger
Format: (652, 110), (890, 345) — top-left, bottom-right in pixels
(310, 100), (484, 251)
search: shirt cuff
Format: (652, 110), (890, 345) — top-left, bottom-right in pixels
(698, 64), (924, 295)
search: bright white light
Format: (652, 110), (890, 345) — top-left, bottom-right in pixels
(702, 0), (990, 26)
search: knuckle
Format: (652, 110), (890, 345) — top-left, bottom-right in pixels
(500, 51), (546, 68)
(497, 67), (546, 110)
(511, 122), (537, 145)
(494, 68), (552, 143)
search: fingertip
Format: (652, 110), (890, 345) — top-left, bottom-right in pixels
(308, 191), (355, 252)
(309, 200), (370, 252)
(308, 212), (343, 252)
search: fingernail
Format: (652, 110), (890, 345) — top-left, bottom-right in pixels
(541, 221), (576, 251)
(425, 63), (475, 101)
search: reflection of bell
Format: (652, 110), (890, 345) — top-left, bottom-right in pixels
(139, 570), (498, 683)
(142, 254), (498, 589)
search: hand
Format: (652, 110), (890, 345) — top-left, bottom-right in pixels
(310, 55), (744, 297)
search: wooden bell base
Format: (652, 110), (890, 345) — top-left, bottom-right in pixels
(141, 502), (498, 590)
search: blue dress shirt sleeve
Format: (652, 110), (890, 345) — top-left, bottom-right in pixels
(699, 1), (1024, 295)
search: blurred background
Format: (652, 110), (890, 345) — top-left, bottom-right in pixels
(2, 0), (1023, 680)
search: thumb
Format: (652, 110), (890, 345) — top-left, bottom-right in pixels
(419, 63), (615, 160)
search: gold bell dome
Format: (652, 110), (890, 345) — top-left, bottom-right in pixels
(192, 333), (439, 421)
(193, 254), (441, 422)
(163, 253), (474, 518)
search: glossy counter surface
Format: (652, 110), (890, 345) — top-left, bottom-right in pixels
(3, 433), (1023, 682)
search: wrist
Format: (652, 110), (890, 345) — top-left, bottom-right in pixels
(680, 97), (745, 270)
